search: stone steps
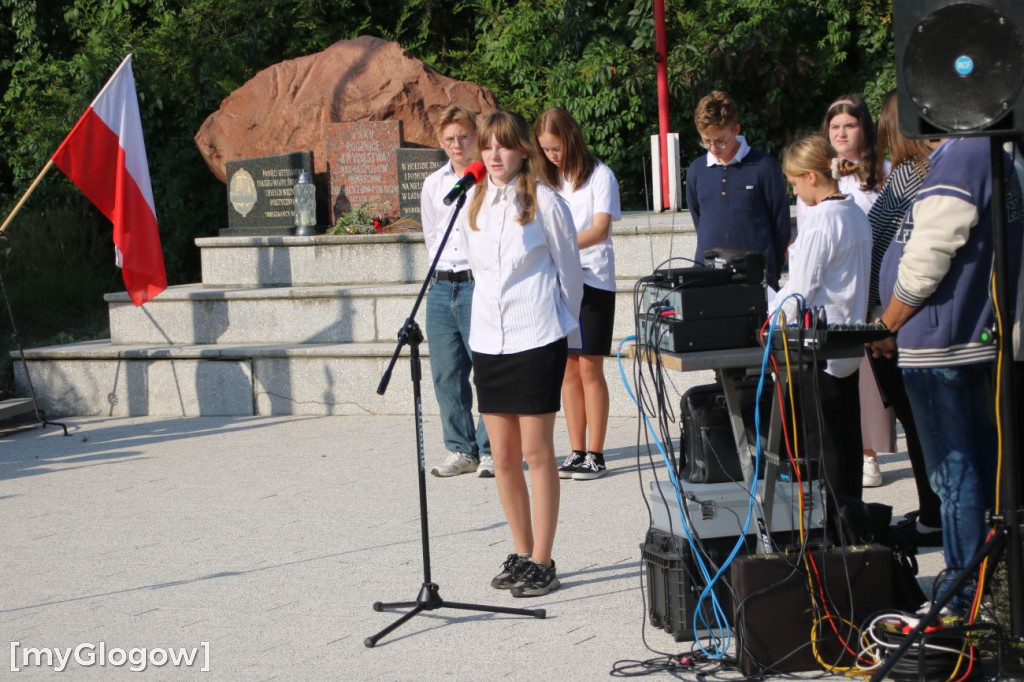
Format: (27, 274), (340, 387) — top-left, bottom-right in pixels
(197, 210), (697, 287)
(14, 211), (714, 417)
(107, 280), (648, 345)
(15, 339), (689, 418)
(0, 397), (35, 422)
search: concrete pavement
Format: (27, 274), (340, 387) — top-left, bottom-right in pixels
(1, 413), (943, 680)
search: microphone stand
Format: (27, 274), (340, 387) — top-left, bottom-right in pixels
(365, 191), (545, 648)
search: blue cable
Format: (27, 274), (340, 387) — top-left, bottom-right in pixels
(619, 296), (808, 655)
(617, 336), (732, 656)
(688, 298), (810, 643)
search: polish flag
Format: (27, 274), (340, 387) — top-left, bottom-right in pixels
(52, 54), (166, 306)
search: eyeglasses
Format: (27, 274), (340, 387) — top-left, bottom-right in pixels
(700, 136), (733, 150)
(442, 134), (473, 148)
(699, 126), (738, 151)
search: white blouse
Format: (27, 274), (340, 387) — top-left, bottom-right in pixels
(772, 195), (871, 378)
(458, 179), (583, 354)
(557, 160), (621, 291)
(420, 161), (471, 272)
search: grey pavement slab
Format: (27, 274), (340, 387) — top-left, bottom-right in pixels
(1, 414), (942, 680)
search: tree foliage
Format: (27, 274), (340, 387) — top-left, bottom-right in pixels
(442, 0), (894, 208)
(0, 0), (895, 356)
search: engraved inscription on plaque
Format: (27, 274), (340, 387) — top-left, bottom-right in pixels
(224, 151), (314, 232)
(326, 121), (403, 224)
(397, 148), (448, 223)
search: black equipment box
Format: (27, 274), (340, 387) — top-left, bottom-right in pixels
(767, 322), (891, 351)
(703, 248), (767, 285)
(652, 265), (734, 288)
(642, 282), (766, 322)
(641, 528), (746, 641)
(679, 378), (772, 483)
(638, 313), (762, 352)
(731, 544), (896, 676)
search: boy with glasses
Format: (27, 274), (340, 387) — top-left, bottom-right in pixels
(685, 90), (791, 289)
(421, 105), (493, 478)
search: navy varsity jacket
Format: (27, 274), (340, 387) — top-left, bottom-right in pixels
(879, 137), (1023, 368)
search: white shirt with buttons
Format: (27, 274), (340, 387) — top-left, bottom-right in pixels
(420, 161), (471, 272)
(557, 160), (621, 291)
(458, 179), (583, 354)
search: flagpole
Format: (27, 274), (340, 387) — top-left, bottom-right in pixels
(0, 159), (55, 234)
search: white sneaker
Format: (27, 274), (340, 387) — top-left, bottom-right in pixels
(863, 457), (883, 488)
(431, 452), (478, 478)
(916, 601), (963, 621)
(477, 455), (494, 478)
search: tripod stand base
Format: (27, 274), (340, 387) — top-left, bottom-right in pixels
(365, 582), (546, 648)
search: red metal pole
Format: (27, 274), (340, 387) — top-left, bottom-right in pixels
(653, 0), (671, 209)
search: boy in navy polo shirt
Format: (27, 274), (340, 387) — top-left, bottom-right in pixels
(685, 91), (790, 289)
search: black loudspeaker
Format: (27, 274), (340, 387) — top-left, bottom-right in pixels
(731, 545), (896, 675)
(895, 0), (1024, 137)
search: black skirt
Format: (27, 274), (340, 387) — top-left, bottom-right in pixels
(473, 337), (569, 414)
(575, 284), (616, 356)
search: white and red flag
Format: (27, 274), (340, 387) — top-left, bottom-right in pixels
(52, 54), (166, 306)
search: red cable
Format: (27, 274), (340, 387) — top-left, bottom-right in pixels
(768, 344), (867, 665)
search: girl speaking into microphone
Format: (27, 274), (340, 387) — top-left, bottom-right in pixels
(457, 111), (583, 597)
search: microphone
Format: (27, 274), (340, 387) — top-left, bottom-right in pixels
(442, 161), (487, 206)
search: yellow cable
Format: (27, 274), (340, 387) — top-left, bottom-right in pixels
(808, 610), (872, 675)
(781, 308), (877, 677)
(777, 315), (807, 540)
(780, 313), (801, 463)
(804, 552), (878, 675)
(990, 272), (1004, 514)
(936, 263), (1008, 679)
(792, 310), (875, 678)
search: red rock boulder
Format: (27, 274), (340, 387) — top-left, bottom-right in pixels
(195, 35), (497, 181)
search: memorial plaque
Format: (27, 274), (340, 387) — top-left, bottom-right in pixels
(325, 121), (403, 224)
(224, 151), (314, 235)
(397, 148), (448, 223)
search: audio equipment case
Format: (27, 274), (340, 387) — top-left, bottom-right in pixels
(678, 378), (772, 484)
(648, 479), (828, 542)
(641, 528), (742, 642)
(641, 282), (766, 323)
(730, 544), (896, 676)
(638, 313), (762, 353)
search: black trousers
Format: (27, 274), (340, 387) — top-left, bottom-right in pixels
(797, 367), (863, 501)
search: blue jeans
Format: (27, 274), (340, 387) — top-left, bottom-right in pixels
(425, 278), (489, 456)
(903, 364), (997, 611)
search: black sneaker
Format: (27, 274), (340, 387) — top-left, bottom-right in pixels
(511, 559), (560, 597)
(890, 517), (943, 548)
(572, 451), (607, 480)
(490, 553), (530, 589)
(558, 450), (586, 479)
